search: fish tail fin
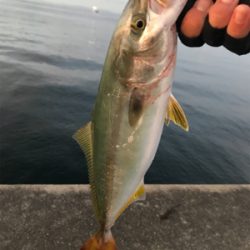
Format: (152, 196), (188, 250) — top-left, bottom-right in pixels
(80, 231), (117, 250)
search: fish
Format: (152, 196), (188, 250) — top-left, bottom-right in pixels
(73, 0), (189, 249)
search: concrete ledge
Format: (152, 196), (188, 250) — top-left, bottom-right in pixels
(0, 185), (250, 250)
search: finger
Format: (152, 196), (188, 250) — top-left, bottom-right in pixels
(181, 0), (213, 37)
(209, 0), (239, 29)
(227, 4), (250, 38)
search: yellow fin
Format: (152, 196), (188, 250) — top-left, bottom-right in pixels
(73, 122), (99, 218)
(73, 122), (94, 171)
(115, 180), (145, 221)
(166, 94), (189, 132)
(81, 231), (117, 250)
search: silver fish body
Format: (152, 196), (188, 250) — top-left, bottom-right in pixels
(74, 1), (188, 247)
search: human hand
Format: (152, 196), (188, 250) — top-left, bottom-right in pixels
(177, 0), (250, 55)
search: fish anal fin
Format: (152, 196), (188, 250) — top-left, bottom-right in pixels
(166, 94), (189, 132)
(115, 180), (146, 221)
(133, 182), (146, 201)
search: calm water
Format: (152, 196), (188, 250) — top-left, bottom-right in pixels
(0, 0), (250, 184)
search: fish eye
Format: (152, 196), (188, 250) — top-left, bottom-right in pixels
(135, 19), (144, 29)
(131, 15), (146, 34)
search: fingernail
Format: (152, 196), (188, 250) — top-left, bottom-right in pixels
(221, 0), (235, 4)
(195, 0), (211, 12)
(235, 9), (248, 24)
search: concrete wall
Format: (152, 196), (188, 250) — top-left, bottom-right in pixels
(0, 185), (250, 250)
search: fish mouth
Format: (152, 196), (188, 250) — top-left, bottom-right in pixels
(149, 0), (169, 14)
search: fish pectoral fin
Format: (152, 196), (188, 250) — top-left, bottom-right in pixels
(165, 94), (189, 132)
(73, 122), (94, 170)
(129, 88), (145, 128)
(115, 180), (146, 221)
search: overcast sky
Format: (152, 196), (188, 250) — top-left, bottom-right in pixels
(35, 0), (127, 13)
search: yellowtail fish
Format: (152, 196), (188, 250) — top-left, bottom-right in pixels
(73, 0), (189, 249)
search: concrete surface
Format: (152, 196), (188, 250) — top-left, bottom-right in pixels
(0, 185), (250, 250)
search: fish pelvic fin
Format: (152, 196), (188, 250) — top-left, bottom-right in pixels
(80, 231), (117, 250)
(166, 94), (189, 132)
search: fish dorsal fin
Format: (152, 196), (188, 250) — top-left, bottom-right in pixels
(73, 122), (94, 170)
(73, 122), (99, 218)
(166, 94), (189, 132)
(115, 180), (145, 221)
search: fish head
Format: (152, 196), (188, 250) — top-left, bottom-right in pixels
(111, 0), (187, 85)
(147, 0), (188, 31)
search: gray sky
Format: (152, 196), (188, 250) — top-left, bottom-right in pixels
(36, 0), (127, 13)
